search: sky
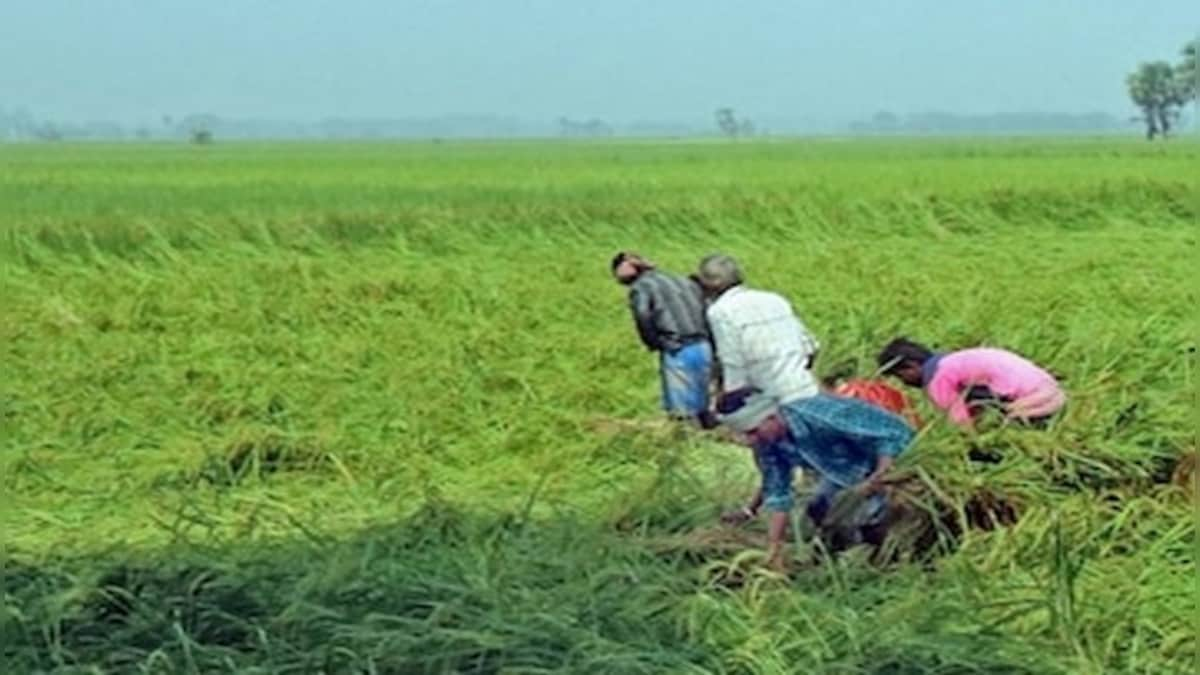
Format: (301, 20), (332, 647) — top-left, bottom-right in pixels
(2, 0), (1196, 126)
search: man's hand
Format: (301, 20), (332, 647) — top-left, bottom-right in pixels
(856, 476), (885, 497)
(857, 456), (895, 496)
(721, 489), (764, 526)
(720, 505), (757, 526)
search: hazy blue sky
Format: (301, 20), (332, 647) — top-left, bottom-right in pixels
(3, 1), (1195, 124)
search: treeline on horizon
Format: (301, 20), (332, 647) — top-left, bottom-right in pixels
(0, 107), (1165, 141)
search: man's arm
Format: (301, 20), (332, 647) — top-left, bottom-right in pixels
(926, 357), (984, 425)
(926, 365), (976, 427)
(945, 397), (976, 428)
(720, 487), (764, 525)
(792, 314), (821, 369)
(629, 287), (660, 352)
(852, 408), (913, 494)
(707, 308), (748, 391)
(704, 313), (724, 393)
(756, 445), (796, 573)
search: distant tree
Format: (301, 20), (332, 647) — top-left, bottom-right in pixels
(558, 116), (613, 138)
(33, 123), (61, 142)
(179, 113), (219, 144)
(1177, 39), (1199, 102)
(871, 110), (900, 131)
(715, 107), (755, 139)
(83, 121), (125, 140)
(715, 107), (739, 138)
(1127, 61), (1186, 139)
(8, 107), (35, 139)
(585, 118), (613, 137)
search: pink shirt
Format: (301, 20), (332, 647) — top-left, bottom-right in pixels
(925, 348), (1065, 426)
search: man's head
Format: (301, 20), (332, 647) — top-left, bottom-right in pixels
(696, 253), (743, 298)
(717, 388), (788, 447)
(611, 251), (654, 285)
(877, 337), (934, 388)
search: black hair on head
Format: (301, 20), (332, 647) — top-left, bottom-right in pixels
(877, 337), (934, 373)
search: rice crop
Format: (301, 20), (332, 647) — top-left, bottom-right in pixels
(2, 137), (1197, 673)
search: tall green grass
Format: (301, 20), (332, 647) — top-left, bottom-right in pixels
(2, 138), (1197, 673)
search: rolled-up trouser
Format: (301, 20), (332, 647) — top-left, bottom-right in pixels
(1006, 386), (1066, 425)
(659, 341), (713, 418)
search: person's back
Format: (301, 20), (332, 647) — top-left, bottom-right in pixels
(933, 348), (1055, 398)
(628, 270), (708, 352)
(832, 378), (922, 428)
(611, 252), (714, 423)
(878, 337), (1066, 428)
(929, 348), (1063, 425)
(706, 285), (820, 404)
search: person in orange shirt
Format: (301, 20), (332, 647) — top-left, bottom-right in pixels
(821, 364), (923, 428)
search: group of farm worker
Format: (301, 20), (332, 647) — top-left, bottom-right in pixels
(611, 251), (1067, 571)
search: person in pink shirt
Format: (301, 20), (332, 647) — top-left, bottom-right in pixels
(877, 337), (1066, 429)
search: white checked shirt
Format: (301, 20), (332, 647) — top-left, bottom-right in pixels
(706, 286), (821, 404)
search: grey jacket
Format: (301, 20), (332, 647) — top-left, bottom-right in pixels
(627, 270), (709, 353)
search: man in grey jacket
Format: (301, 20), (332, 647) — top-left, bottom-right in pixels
(611, 251), (715, 426)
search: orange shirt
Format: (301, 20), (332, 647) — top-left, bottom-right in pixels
(832, 378), (922, 428)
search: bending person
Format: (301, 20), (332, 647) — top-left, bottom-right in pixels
(877, 337), (1066, 429)
(611, 251), (715, 425)
(695, 253), (821, 405)
(718, 388), (914, 572)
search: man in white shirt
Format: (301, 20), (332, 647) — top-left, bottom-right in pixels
(696, 253), (821, 404)
(696, 254), (911, 571)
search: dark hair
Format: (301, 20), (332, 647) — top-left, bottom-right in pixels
(877, 337), (933, 373)
(611, 251), (657, 275)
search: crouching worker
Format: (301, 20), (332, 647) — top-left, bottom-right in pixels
(717, 388), (914, 572)
(821, 365), (923, 429)
(611, 252), (716, 427)
(877, 337), (1066, 429)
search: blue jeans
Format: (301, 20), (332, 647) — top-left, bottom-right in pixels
(659, 341), (713, 418)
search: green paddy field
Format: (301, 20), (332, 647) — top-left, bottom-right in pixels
(2, 138), (1197, 673)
